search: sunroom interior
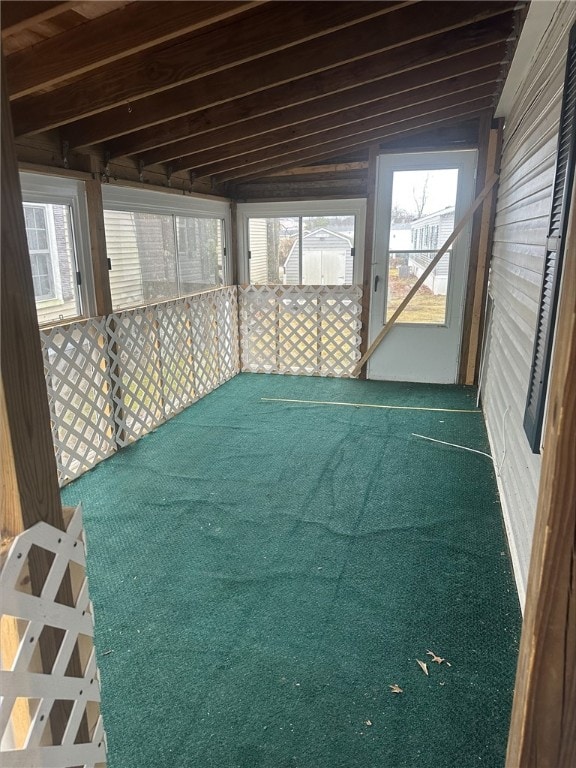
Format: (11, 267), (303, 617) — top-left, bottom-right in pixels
(1, 2), (575, 767)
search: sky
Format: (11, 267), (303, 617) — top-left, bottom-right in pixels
(391, 169), (459, 217)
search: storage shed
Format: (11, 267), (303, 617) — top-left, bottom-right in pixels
(1, 2), (575, 767)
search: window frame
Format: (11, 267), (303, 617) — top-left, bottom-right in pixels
(102, 185), (232, 310)
(236, 199), (366, 285)
(19, 172), (96, 324)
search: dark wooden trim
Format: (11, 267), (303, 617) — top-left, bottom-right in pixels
(461, 116), (503, 384)
(202, 100), (493, 182)
(109, 34), (508, 159)
(11, 1), (407, 135)
(0, 55), (61, 534)
(85, 178), (113, 316)
(0, 1), (75, 35)
(6, 1), (259, 99)
(143, 61), (502, 167)
(77, 9), (514, 151)
(506, 181), (576, 768)
(1, 47), (89, 745)
(358, 146), (379, 380)
(458, 112), (491, 384)
(221, 111), (487, 185)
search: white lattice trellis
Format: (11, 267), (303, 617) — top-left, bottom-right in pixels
(106, 308), (165, 446)
(41, 320), (116, 485)
(157, 299), (197, 418)
(189, 291), (222, 397)
(239, 285), (362, 376)
(217, 286), (240, 384)
(38, 287), (239, 480)
(0, 506), (106, 768)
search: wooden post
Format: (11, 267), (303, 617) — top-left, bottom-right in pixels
(460, 116), (504, 384)
(1, 50), (88, 745)
(85, 177), (113, 316)
(357, 145), (379, 379)
(505, 182), (576, 768)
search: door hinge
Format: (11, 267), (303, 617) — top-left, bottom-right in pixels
(76, 271), (82, 286)
(107, 258), (112, 270)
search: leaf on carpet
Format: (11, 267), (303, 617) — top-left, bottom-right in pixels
(389, 684), (403, 694)
(416, 659), (429, 676)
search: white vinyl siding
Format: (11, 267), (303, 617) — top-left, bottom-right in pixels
(102, 186), (230, 311)
(483, 2), (576, 606)
(247, 218), (270, 283)
(105, 210), (144, 310)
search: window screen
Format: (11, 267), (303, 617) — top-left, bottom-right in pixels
(104, 210), (224, 311)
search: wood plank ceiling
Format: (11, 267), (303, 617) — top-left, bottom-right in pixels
(3, 0), (526, 198)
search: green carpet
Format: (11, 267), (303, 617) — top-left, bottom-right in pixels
(62, 373), (521, 768)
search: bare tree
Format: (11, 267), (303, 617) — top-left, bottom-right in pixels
(412, 173), (430, 218)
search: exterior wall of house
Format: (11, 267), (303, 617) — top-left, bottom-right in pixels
(104, 209), (144, 309)
(247, 218), (269, 283)
(482, 1), (576, 607)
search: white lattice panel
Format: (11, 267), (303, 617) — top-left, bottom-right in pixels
(156, 299), (197, 418)
(106, 309), (165, 446)
(188, 291), (222, 397)
(41, 320), (116, 485)
(0, 506), (107, 768)
(41, 288), (240, 478)
(238, 285), (362, 376)
(217, 286), (240, 384)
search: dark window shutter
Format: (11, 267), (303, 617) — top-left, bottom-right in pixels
(524, 23), (576, 452)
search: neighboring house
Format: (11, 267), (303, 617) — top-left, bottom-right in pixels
(389, 223), (412, 251)
(284, 227), (353, 284)
(408, 207), (455, 295)
(24, 202), (78, 325)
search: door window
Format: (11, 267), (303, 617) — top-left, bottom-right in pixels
(386, 169), (459, 324)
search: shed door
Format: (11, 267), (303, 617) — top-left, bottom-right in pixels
(368, 150), (476, 383)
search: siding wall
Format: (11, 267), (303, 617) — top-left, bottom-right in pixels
(483, 2), (576, 606)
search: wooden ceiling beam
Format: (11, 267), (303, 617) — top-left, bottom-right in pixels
(141, 57), (503, 167)
(11, 1), (408, 135)
(6, 1), (263, 99)
(107, 22), (509, 159)
(178, 86), (495, 176)
(209, 103), (492, 183)
(0, 1), (78, 35)
(57, 2), (516, 148)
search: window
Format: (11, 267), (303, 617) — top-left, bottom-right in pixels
(524, 23), (576, 452)
(238, 200), (366, 285)
(102, 186), (229, 311)
(20, 174), (93, 326)
(25, 205), (56, 300)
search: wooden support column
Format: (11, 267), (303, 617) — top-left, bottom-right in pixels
(459, 114), (503, 384)
(506, 182), (576, 767)
(1, 51), (88, 744)
(358, 145), (379, 379)
(85, 177), (113, 316)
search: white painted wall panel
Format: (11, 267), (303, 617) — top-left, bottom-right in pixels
(483, 2), (576, 607)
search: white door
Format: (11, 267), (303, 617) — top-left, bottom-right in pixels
(368, 150), (477, 383)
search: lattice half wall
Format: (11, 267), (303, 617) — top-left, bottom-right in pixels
(239, 285), (362, 376)
(40, 287), (240, 484)
(39, 285), (362, 486)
